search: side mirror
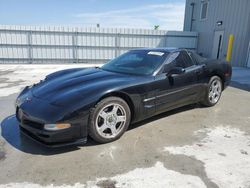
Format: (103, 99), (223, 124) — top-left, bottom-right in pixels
(167, 67), (185, 76)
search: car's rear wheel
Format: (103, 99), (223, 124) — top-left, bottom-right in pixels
(202, 76), (222, 107)
(89, 97), (131, 143)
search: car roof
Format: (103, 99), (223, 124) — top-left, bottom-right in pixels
(131, 47), (182, 53)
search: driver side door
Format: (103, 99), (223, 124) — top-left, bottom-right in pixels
(153, 51), (201, 114)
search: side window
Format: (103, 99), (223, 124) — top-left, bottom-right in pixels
(162, 52), (184, 73)
(181, 51), (195, 67)
(188, 51), (207, 64)
(175, 52), (186, 68)
(162, 51), (194, 73)
(187, 51), (198, 65)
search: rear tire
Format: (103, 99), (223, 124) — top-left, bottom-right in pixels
(89, 97), (131, 143)
(201, 76), (222, 107)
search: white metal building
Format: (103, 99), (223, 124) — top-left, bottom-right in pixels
(184, 0), (250, 67)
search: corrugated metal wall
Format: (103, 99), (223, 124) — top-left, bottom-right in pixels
(0, 25), (198, 64)
(184, 0), (250, 67)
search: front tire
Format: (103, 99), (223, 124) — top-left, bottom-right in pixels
(89, 97), (131, 143)
(201, 76), (222, 107)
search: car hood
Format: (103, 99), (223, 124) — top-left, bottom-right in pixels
(31, 67), (137, 105)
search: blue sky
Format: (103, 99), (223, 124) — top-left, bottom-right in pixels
(0, 0), (185, 30)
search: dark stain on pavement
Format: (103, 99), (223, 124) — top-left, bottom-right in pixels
(96, 179), (117, 188)
(0, 151), (5, 160)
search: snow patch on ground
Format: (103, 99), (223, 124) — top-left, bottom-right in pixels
(0, 64), (101, 97)
(0, 162), (206, 188)
(165, 126), (250, 188)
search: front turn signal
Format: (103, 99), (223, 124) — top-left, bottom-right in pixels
(44, 123), (71, 131)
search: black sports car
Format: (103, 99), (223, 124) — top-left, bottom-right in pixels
(15, 48), (232, 147)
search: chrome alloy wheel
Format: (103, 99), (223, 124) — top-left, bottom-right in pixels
(208, 79), (222, 104)
(95, 103), (126, 138)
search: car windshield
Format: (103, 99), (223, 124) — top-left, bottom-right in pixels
(101, 50), (168, 75)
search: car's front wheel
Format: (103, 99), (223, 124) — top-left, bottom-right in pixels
(202, 76), (223, 107)
(89, 97), (131, 143)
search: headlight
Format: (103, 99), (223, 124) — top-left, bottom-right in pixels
(44, 123), (71, 131)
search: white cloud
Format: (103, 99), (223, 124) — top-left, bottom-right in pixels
(73, 3), (185, 30)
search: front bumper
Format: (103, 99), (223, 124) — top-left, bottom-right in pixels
(16, 106), (89, 148)
(20, 126), (87, 148)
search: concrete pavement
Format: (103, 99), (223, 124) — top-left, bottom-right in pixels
(0, 65), (250, 188)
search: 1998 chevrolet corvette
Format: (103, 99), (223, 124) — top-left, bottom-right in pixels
(15, 48), (232, 146)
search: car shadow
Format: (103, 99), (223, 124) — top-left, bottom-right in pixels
(1, 103), (202, 155)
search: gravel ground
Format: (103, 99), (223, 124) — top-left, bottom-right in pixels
(0, 65), (250, 188)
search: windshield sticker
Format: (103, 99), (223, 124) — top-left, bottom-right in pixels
(148, 51), (165, 56)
